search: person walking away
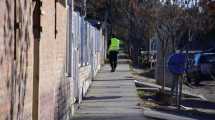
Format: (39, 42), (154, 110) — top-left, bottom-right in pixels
(108, 36), (120, 72)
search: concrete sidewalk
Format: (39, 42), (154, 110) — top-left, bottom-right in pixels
(72, 63), (152, 120)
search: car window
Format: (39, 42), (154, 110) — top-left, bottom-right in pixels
(205, 55), (215, 63)
(194, 54), (201, 65)
(200, 55), (206, 63)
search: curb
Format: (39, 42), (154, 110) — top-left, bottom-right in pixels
(143, 108), (197, 120)
(134, 80), (206, 100)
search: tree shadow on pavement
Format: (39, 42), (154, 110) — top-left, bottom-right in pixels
(93, 78), (134, 82)
(154, 106), (215, 120)
(72, 113), (149, 120)
(83, 96), (122, 100)
(150, 99), (215, 120)
(182, 99), (215, 110)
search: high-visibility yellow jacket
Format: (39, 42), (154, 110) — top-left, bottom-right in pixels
(108, 37), (120, 52)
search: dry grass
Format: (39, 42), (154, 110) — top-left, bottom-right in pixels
(137, 89), (159, 108)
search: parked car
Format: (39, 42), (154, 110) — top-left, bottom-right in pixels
(188, 51), (215, 84)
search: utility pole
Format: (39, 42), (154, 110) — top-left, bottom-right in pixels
(107, 0), (112, 48)
(109, 0), (112, 35)
(128, 2), (133, 57)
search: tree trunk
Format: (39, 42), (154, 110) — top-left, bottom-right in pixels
(156, 38), (174, 88)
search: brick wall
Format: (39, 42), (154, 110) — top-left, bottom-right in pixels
(0, 0), (106, 119)
(0, 0), (74, 120)
(0, 0), (34, 119)
(39, 1), (73, 120)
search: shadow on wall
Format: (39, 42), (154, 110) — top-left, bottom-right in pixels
(58, 0), (67, 7)
(1, 0), (32, 119)
(54, 67), (73, 120)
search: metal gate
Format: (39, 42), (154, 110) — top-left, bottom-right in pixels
(72, 12), (80, 102)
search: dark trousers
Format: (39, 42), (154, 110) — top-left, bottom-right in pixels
(109, 51), (118, 71)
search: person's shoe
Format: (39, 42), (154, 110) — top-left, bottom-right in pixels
(111, 69), (114, 72)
